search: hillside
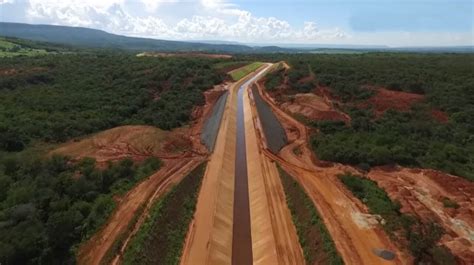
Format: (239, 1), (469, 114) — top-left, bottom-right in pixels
(0, 22), (290, 53)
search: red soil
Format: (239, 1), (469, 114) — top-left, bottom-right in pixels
(280, 93), (350, 123)
(361, 88), (424, 117)
(255, 81), (410, 265)
(50, 125), (193, 166)
(314, 86), (339, 101)
(75, 81), (227, 265)
(358, 87), (449, 123)
(259, 76), (471, 264)
(431, 109), (449, 123)
(368, 166), (474, 263)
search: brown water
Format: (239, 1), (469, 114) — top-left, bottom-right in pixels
(231, 81), (253, 265)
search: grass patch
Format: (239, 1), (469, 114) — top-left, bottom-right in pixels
(340, 173), (456, 264)
(0, 38), (49, 57)
(278, 165), (344, 265)
(229, 62), (263, 81)
(122, 162), (206, 265)
(213, 60), (249, 70)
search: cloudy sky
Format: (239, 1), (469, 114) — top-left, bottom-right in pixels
(0, 0), (473, 46)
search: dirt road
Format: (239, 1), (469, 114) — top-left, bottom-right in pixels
(253, 81), (410, 265)
(76, 83), (225, 265)
(77, 157), (204, 265)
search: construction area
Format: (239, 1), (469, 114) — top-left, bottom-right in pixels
(74, 62), (473, 265)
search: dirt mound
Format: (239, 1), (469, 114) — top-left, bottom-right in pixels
(137, 52), (232, 59)
(362, 88), (424, 117)
(368, 166), (474, 263)
(281, 93), (350, 123)
(51, 125), (192, 164)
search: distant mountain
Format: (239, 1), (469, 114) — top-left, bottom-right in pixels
(389, 46), (474, 53)
(250, 43), (390, 49)
(1, 22), (472, 54)
(0, 22), (292, 53)
(189, 40), (244, 45)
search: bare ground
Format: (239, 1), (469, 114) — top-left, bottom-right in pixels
(75, 83), (228, 265)
(368, 166), (474, 263)
(255, 82), (411, 265)
(51, 125), (193, 165)
(258, 76), (473, 263)
(280, 93), (350, 123)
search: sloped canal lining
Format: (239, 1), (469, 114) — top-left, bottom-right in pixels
(201, 91), (229, 151)
(232, 66), (271, 265)
(251, 85), (288, 153)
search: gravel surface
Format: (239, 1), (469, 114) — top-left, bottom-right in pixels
(251, 86), (287, 153)
(201, 91), (229, 151)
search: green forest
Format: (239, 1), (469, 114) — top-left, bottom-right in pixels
(258, 53), (474, 180)
(0, 52), (225, 152)
(0, 155), (161, 264)
(0, 42), (228, 264)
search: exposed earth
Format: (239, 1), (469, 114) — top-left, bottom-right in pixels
(280, 92), (350, 123)
(368, 166), (474, 263)
(76, 61), (472, 265)
(74, 82), (228, 265)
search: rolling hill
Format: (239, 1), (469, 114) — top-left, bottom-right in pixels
(0, 22), (291, 53)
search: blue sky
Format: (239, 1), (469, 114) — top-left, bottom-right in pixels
(1, 0), (473, 46)
(240, 0), (473, 31)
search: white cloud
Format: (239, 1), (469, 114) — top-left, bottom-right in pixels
(19, 0), (347, 43)
(0, 0), (15, 4)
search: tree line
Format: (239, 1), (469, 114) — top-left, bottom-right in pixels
(0, 52), (225, 152)
(251, 53), (473, 181)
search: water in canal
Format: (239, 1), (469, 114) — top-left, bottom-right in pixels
(231, 67), (268, 265)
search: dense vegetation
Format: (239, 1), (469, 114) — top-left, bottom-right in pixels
(340, 174), (456, 264)
(264, 64), (285, 91)
(0, 53), (224, 152)
(257, 54), (474, 180)
(312, 107), (473, 180)
(0, 39), (228, 264)
(0, 154), (161, 264)
(122, 162), (205, 265)
(278, 165), (343, 265)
